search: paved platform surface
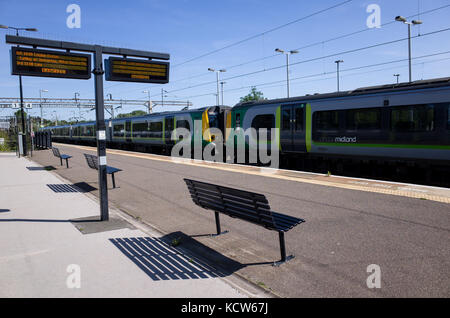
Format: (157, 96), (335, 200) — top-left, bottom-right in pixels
(28, 144), (450, 297)
(0, 152), (259, 298)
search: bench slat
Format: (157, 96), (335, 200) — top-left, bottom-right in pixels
(188, 187), (271, 212)
(196, 198), (277, 229)
(192, 195), (276, 228)
(186, 180), (268, 203)
(188, 187), (273, 218)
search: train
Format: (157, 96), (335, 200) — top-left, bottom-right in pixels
(42, 77), (450, 181)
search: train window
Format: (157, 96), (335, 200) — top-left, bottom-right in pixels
(314, 111), (340, 131)
(86, 125), (95, 137)
(176, 120), (190, 131)
(391, 105), (434, 132)
(251, 114), (275, 140)
(295, 107), (304, 131)
(346, 108), (381, 131)
(149, 121), (163, 138)
(132, 122), (149, 138)
(281, 108), (291, 131)
(235, 113), (241, 128)
(165, 117), (174, 132)
(113, 123), (125, 137)
(209, 115), (219, 128)
(447, 104), (450, 130)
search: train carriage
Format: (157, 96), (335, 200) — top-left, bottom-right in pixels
(43, 106), (230, 154)
(230, 77), (450, 172)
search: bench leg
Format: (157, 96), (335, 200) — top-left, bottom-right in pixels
(66, 159), (69, 168)
(273, 231), (295, 267)
(211, 212), (229, 237)
(111, 173), (116, 189)
(60, 158), (63, 166)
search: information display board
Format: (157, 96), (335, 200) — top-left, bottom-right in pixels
(105, 57), (169, 83)
(11, 47), (91, 79)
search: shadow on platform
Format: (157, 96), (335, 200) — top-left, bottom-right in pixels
(26, 166), (56, 171)
(110, 231), (274, 281)
(46, 182), (97, 193)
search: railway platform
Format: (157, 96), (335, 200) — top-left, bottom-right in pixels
(0, 152), (260, 298)
(6, 144), (450, 298)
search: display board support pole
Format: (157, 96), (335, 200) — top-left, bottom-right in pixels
(93, 46), (109, 221)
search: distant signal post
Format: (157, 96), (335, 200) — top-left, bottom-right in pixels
(6, 34), (170, 222)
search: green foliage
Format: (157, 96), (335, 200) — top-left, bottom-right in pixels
(0, 130), (15, 152)
(239, 87), (266, 103)
(116, 110), (147, 118)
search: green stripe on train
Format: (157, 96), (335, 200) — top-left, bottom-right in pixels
(305, 103), (312, 153)
(313, 142), (450, 150)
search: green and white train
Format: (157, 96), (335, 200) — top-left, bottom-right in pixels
(44, 77), (450, 173)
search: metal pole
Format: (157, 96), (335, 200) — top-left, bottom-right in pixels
(408, 23), (412, 82)
(15, 29), (27, 156)
(19, 75), (26, 156)
(220, 82), (225, 106)
(337, 62), (340, 92)
(93, 46), (109, 221)
(215, 72), (220, 106)
(147, 90), (152, 114)
(286, 53), (290, 98)
(39, 90), (43, 128)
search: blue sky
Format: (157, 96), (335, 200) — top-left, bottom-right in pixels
(1, 0), (450, 121)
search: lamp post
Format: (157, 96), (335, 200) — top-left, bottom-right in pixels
(208, 68), (226, 105)
(106, 93), (114, 119)
(275, 48), (298, 98)
(39, 89), (48, 128)
(220, 81), (226, 106)
(161, 89), (168, 108)
(74, 92), (80, 121)
(395, 16), (423, 82)
(394, 74), (400, 84)
(0, 24), (38, 156)
(142, 90), (152, 114)
(335, 60), (344, 92)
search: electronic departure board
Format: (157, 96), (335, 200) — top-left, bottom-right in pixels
(105, 57), (169, 84)
(11, 47), (91, 80)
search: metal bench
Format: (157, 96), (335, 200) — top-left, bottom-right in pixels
(83, 153), (122, 189)
(51, 147), (72, 168)
(184, 178), (305, 266)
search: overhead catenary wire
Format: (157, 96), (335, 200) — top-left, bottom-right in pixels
(139, 26), (450, 99)
(166, 51), (450, 101)
(171, 0), (353, 69)
(104, 3), (450, 103)
(153, 3), (450, 87)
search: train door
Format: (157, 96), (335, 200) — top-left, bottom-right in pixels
(125, 120), (132, 143)
(280, 104), (306, 153)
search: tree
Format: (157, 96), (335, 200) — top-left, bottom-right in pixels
(116, 110), (147, 118)
(239, 87), (266, 103)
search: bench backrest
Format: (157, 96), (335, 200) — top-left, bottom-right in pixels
(184, 178), (278, 231)
(52, 147), (60, 158)
(83, 153), (98, 170)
